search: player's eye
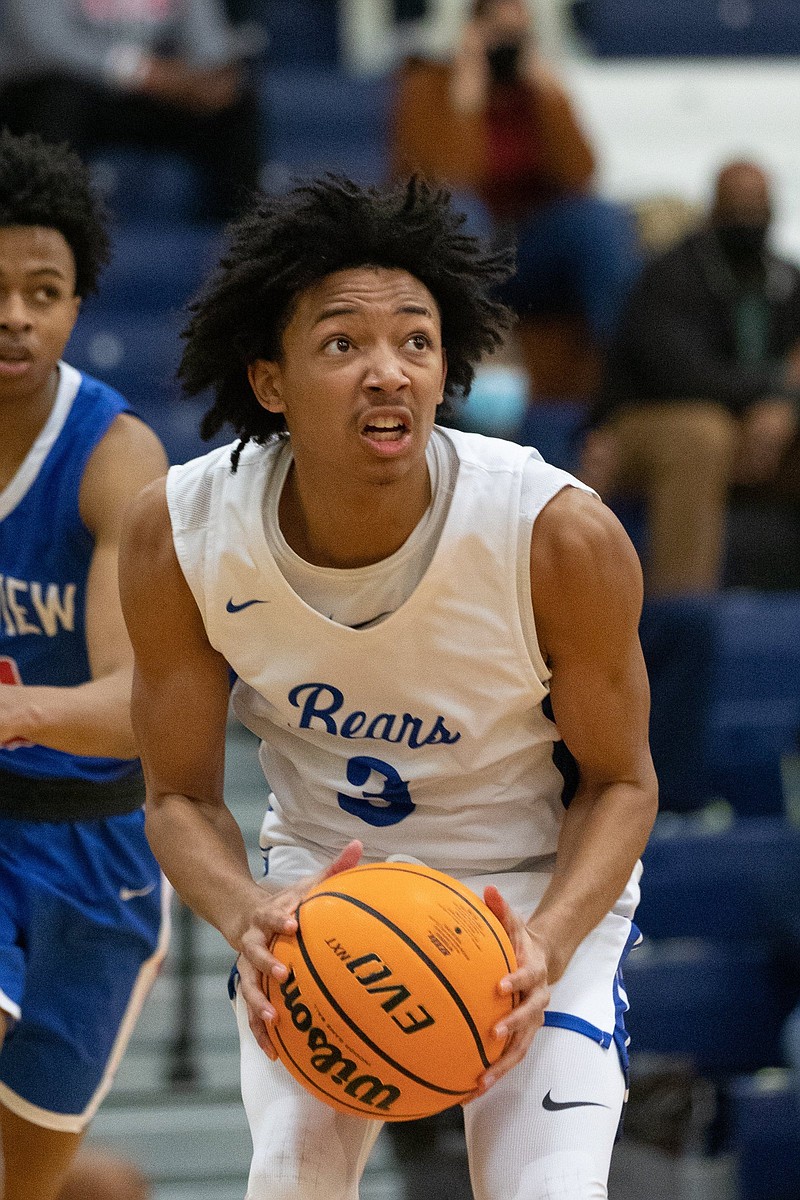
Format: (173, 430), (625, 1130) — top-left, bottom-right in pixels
(32, 287), (61, 305)
(325, 336), (352, 355)
(406, 334), (430, 351)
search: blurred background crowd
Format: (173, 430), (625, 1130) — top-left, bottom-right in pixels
(3, 1), (800, 1197)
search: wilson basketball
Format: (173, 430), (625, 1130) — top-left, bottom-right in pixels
(265, 861), (516, 1120)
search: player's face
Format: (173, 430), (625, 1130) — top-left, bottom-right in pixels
(249, 266), (447, 485)
(0, 225), (80, 407)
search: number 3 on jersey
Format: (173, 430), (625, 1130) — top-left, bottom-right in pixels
(338, 755), (415, 827)
(0, 656), (32, 749)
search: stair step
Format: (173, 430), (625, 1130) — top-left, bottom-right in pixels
(110, 1044), (241, 1098)
(87, 1097), (401, 1186)
(86, 1099), (251, 1182)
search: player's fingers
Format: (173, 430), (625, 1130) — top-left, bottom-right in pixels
(322, 840), (363, 880)
(241, 926), (292, 982)
(237, 957), (279, 1059)
(484, 884), (531, 963)
(478, 1031), (535, 1090)
(494, 980), (550, 1040)
(483, 883), (512, 927)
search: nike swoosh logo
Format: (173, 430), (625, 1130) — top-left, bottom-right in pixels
(542, 1090), (608, 1112)
(119, 883), (157, 901)
(226, 598), (268, 613)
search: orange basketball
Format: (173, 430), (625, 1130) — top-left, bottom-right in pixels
(265, 861), (516, 1121)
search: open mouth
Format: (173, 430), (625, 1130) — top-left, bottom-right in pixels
(362, 415), (409, 443)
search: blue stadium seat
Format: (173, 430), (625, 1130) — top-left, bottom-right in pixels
(637, 818), (800, 942)
(624, 938), (789, 1075)
(263, 0), (340, 66)
(90, 149), (204, 225)
(263, 68), (390, 185)
(575, 0), (800, 57)
(90, 226), (223, 315)
(66, 311), (226, 464)
(518, 400), (585, 472)
(730, 1073), (800, 1200)
(708, 593), (800, 759)
(639, 592), (800, 816)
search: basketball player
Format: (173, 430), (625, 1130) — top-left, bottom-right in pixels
(0, 130), (170, 1200)
(119, 176), (658, 1200)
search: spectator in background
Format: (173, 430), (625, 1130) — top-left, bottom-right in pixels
(57, 1148), (152, 1200)
(0, 0), (266, 223)
(581, 160), (800, 596)
(393, 0), (641, 349)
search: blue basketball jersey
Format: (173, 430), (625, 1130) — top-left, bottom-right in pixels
(0, 362), (139, 783)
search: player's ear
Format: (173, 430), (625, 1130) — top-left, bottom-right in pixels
(437, 348), (448, 407)
(248, 359), (285, 413)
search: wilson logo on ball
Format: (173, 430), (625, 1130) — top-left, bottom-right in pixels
(266, 862), (516, 1121)
(278, 967), (402, 1113)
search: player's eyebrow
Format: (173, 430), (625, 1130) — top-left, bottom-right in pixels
(313, 302), (435, 326)
(26, 266), (70, 280)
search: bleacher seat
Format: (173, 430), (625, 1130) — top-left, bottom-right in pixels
(626, 817), (800, 1076)
(730, 1072), (800, 1200)
(624, 939), (789, 1076)
(518, 399), (585, 472)
(91, 150), (205, 226)
(638, 592), (800, 816)
(637, 818), (800, 943)
(66, 311), (225, 464)
(263, 0), (340, 67)
(91, 226), (223, 315)
(574, 0), (800, 58)
(263, 68), (390, 186)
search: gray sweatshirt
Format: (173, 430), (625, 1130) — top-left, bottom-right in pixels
(1, 0), (247, 88)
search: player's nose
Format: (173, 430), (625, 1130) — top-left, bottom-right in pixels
(363, 346), (410, 393)
(0, 293), (33, 331)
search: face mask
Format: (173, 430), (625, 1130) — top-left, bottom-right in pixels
(487, 40), (524, 85)
(715, 223), (769, 262)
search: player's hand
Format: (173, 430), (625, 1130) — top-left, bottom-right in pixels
(235, 840), (364, 1053)
(471, 884), (551, 1096)
(236, 950), (280, 1059)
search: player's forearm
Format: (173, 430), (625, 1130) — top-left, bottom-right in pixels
(144, 790), (266, 947)
(2, 671), (138, 759)
(525, 775), (657, 982)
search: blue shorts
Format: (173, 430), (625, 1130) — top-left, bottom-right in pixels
(0, 810), (170, 1132)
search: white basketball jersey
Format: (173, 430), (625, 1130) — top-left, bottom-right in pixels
(166, 427), (595, 876)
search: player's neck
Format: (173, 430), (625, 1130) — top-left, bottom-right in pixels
(279, 459), (433, 569)
(0, 369), (59, 490)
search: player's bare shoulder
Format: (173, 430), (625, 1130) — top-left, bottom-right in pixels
(530, 486), (643, 658)
(79, 412), (169, 538)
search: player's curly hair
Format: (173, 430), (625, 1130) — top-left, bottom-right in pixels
(0, 128), (110, 297)
(179, 175), (515, 462)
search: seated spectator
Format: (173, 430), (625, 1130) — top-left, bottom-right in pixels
(580, 160), (800, 596)
(392, 0), (641, 352)
(0, 0), (266, 223)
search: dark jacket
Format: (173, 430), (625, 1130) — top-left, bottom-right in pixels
(591, 227), (800, 427)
